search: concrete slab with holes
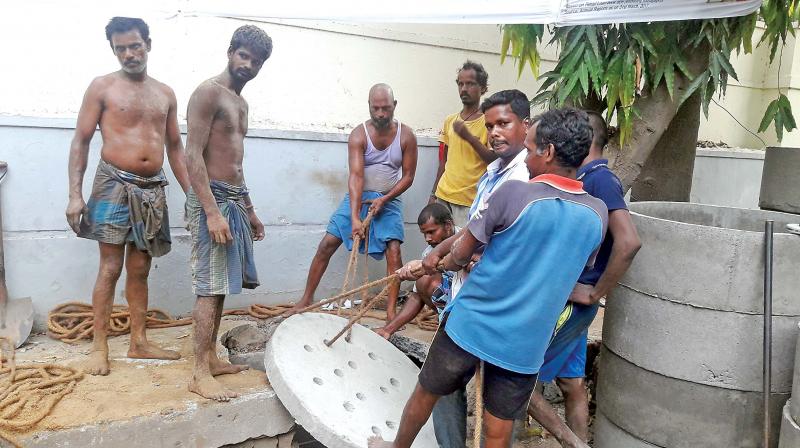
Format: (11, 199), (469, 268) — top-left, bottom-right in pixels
(264, 313), (437, 448)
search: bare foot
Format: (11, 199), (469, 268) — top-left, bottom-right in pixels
(367, 435), (395, 448)
(281, 302), (310, 318)
(189, 375), (239, 402)
(85, 350), (110, 376)
(128, 342), (181, 360)
(210, 357), (249, 376)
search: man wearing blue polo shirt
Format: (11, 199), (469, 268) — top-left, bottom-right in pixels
(394, 89), (533, 448)
(526, 112), (641, 448)
(368, 108), (608, 448)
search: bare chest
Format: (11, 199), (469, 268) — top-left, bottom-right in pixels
(213, 96), (248, 136)
(103, 86), (169, 127)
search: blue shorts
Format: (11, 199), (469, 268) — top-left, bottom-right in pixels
(326, 191), (404, 260)
(538, 302), (600, 382)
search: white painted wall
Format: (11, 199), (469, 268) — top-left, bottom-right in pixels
(0, 117), (437, 327)
(0, 9), (794, 328)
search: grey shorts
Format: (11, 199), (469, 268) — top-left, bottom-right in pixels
(419, 317), (538, 420)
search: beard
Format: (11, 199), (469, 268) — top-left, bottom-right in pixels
(373, 117), (391, 128)
(121, 61), (146, 74)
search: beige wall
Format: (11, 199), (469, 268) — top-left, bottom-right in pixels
(0, 13), (543, 138)
(0, 9), (796, 146)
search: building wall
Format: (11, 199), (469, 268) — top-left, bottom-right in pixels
(0, 11), (795, 327)
(0, 117), (436, 327)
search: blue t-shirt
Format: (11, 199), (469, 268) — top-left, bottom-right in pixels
(444, 175), (608, 374)
(576, 159), (627, 286)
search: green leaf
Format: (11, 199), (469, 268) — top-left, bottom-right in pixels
(586, 27), (601, 57)
(538, 71), (561, 91)
(579, 63), (589, 96)
(557, 75), (580, 105)
(675, 54), (692, 79)
(531, 90), (554, 107)
(758, 98), (780, 133)
(560, 42), (586, 73)
(562, 27), (586, 56)
(632, 30), (657, 55)
(775, 108), (785, 141)
(678, 71), (709, 109)
(664, 65), (675, 99)
(500, 29), (511, 64)
(715, 52), (739, 81)
(779, 94), (797, 130)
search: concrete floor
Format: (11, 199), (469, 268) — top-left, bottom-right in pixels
(4, 306), (604, 447)
(5, 317), (293, 447)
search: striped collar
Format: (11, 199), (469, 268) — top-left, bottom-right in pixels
(530, 174), (585, 194)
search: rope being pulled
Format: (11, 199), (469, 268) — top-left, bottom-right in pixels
(0, 337), (84, 448)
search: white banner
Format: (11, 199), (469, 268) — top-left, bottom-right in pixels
(179, 0), (762, 24)
(7, 0), (762, 25)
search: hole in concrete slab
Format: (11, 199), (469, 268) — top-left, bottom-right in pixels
(371, 426), (382, 436)
(334, 369), (344, 377)
(368, 352), (378, 360)
(385, 420), (397, 429)
(313, 377), (323, 385)
(380, 386), (389, 393)
(304, 344), (314, 352)
(390, 378), (399, 387)
(343, 401), (355, 412)
(356, 392), (366, 401)
(348, 361), (357, 369)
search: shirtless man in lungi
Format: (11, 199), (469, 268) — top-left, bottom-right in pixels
(184, 25), (272, 401)
(66, 17), (189, 376)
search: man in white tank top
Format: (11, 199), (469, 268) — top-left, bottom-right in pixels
(285, 84), (419, 322)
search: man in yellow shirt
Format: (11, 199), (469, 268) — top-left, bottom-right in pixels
(430, 61), (496, 226)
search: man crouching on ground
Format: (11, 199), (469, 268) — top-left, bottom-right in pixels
(374, 203), (459, 339)
(185, 25), (272, 401)
(66, 17), (189, 376)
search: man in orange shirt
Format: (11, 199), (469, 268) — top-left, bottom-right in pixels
(430, 61), (496, 226)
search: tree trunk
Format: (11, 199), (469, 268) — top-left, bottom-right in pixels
(607, 44), (711, 194)
(630, 90), (702, 202)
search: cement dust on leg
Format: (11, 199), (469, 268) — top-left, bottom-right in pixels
(367, 435), (395, 448)
(127, 341), (181, 360)
(85, 349), (110, 376)
(189, 375), (239, 402)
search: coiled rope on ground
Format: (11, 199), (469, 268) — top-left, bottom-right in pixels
(0, 337), (84, 448)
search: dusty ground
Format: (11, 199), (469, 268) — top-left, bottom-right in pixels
(9, 305), (604, 447)
(9, 317), (268, 436)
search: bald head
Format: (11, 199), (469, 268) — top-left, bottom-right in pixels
(368, 83), (397, 129)
(369, 83), (395, 103)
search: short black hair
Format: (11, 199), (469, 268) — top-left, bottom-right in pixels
(105, 17), (149, 46)
(585, 110), (608, 150)
(480, 89), (530, 121)
(417, 203), (453, 227)
(532, 108), (592, 169)
(458, 60), (489, 89)
(229, 25), (273, 61)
